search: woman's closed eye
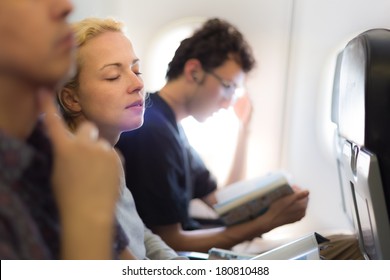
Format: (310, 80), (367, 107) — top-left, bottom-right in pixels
(106, 75), (120, 81)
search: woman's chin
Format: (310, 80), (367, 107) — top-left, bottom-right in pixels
(121, 119), (144, 132)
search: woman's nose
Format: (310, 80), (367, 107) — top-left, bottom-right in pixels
(127, 73), (144, 94)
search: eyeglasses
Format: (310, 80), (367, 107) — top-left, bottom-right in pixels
(206, 71), (238, 100)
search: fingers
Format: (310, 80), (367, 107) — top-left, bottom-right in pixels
(233, 91), (253, 126)
(77, 123), (114, 152)
(272, 188), (309, 210)
(38, 88), (71, 148)
(291, 185), (301, 192)
(96, 138), (113, 151)
(295, 189), (310, 200)
(77, 122), (99, 142)
(291, 185), (310, 199)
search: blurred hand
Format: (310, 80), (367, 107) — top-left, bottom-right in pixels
(233, 91), (252, 128)
(39, 88), (123, 259)
(261, 185), (309, 230)
(38, 88), (121, 223)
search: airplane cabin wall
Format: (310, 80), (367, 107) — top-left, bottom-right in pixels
(279, 0), (390, 237)
(70, 0), (390, 239)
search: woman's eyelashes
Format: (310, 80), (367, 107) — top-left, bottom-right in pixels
(106, 76), (120, 81)
(104, 69), (142, 82)
(132, 65), (142, 77)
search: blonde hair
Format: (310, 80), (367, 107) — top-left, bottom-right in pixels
(58, 17), (124, 130)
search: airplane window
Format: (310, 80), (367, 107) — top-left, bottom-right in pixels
(143, 18), (202, 91)
(181, 109), (240, 186)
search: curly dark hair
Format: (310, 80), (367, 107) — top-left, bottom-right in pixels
(166, 18), (256, 81)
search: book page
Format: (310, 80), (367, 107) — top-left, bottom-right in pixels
(215, 171), (290, 204)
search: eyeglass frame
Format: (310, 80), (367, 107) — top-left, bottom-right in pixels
(205, 70), (238, 100)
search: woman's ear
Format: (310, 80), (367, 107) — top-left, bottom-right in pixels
(58, 87), (81, 114)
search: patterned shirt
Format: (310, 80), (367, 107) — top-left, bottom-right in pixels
(0, 123), (128, 259)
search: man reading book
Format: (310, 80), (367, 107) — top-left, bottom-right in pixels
(116, 18), (310, 253)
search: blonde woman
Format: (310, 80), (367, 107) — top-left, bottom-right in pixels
(58, 17), (184, 260)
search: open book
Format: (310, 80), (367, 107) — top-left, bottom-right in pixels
(213, 171), (293, 225)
